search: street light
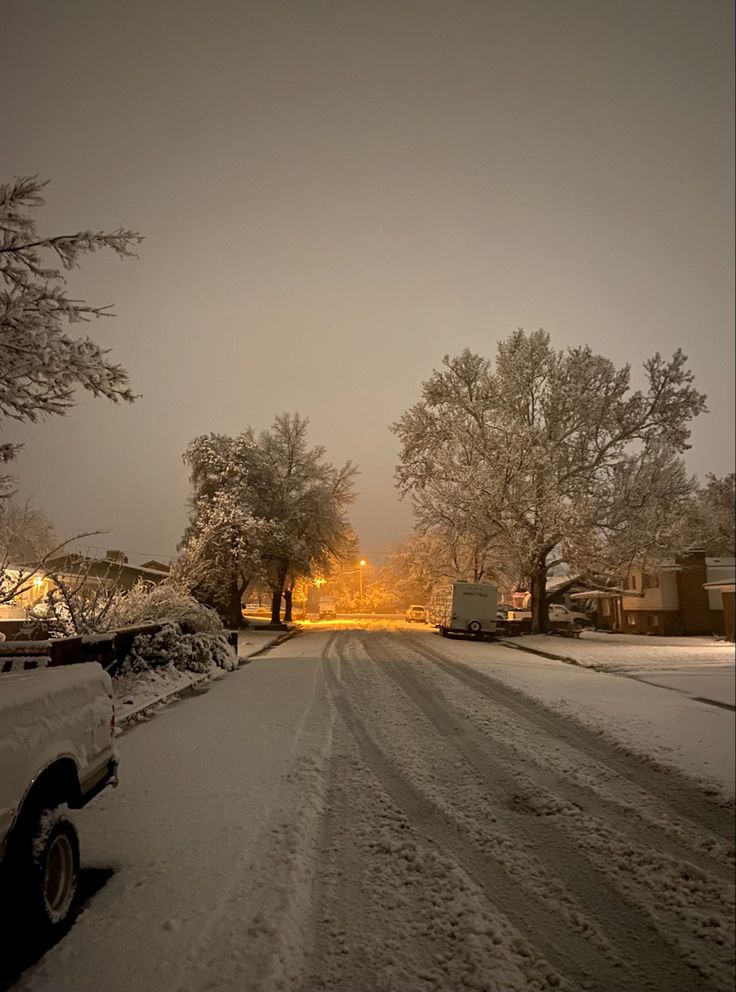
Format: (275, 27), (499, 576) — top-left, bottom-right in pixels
(359, 559), (366, 611)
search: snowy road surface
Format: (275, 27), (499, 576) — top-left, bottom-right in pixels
(10, 624), (735, 992)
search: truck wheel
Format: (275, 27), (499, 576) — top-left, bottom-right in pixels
(468, 620), (482, 635)
(440, 626), (448, 637)
(18, 808), (80, 940)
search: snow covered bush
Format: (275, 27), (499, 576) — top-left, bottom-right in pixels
(120, 623), (237, 676)
(103, 580), (224, 634)
(27, 577), (224, 638)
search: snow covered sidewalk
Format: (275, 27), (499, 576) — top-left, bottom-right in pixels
(114, 626), (300, 728)
(12, 631), (331, 992)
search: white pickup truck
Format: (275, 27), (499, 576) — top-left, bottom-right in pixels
(503, 603), (593, 635)
(0, 661), (118, 941)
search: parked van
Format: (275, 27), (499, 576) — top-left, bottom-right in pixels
(318, 596), (337, 619)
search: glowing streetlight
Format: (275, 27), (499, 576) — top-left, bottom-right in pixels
(359, 559), (366, 610)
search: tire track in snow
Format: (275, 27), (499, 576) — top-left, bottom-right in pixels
(378, 633), (733, 878)
(321, 638), (659, 992)
(366, 634), (732, 991)
(408, 633), (734, 843)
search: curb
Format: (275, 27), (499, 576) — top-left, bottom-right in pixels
(239, 625), (301, 663)
(498, 638), (580, 666)
(117, 672), (209, 728)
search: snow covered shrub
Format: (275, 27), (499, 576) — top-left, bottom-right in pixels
(27, 584), (110, 637)
(103, 580), (224, 634)
(121, 623), (237, 676)
(27, 578), (222, 638)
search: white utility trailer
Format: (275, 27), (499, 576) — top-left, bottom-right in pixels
(431, 581), (498, 640)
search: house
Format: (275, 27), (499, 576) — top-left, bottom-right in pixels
(571, 550), (734, 637)
(568, 588), (625, 632)
(140, 559), (171, 574)
(508, 575), (602, 611)
(0, 550), (168, 631)
(703, 581), (735, 642)
(41, 551), (170, 593)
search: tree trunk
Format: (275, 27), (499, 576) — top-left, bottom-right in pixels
(227, 580), (243, 629)
(270, 564), (288, 625)
(530, 561), (548, 634)
(238, 577), (251, 628)
(283, 587), (293, 623)
(269, 588), (282, 625)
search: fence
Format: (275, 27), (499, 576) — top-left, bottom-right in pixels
(0, 625), (239, 675)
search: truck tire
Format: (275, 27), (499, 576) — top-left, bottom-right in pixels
(440, 626), (448, 637)
(467, 620), (482, 634)
(17, 807), (80, 941)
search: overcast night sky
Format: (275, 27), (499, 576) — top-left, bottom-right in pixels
(2, 0), (733, 566)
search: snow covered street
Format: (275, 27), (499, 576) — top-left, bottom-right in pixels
(9, 624), (735, 992)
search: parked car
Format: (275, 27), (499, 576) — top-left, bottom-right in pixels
(504, 602), (593, 634)
(549, 603), (594, 629)
(406, 604), (428, 624)
(0, 661), (118, 941)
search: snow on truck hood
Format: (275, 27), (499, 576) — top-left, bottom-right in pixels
(0, 663), (114, 815)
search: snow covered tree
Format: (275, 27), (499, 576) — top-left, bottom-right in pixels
(178, 416), (356, 627)
(680, 473), (736, 557)
(256, 413), (357, 625)
(393, 330), (707, 632)
(0, 502), (57, 563)
(178, 432), (275, 627)
(0, 175), (141, 485)
(0, 503), (105, 611)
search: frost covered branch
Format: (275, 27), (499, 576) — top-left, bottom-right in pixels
(0, 176), (142, 472)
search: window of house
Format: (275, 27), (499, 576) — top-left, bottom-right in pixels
(626, 614), (636, 625)
(649, 615), (660, 628)
(642, 573), (659, 590)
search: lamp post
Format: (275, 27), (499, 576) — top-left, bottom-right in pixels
(359, 559), (366, 611)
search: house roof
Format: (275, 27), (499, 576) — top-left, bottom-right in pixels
(39, 554), (169, 583)
(569, 589), (623, 600)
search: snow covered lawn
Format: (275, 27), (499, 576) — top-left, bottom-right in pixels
(509, 630), (735, 672)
